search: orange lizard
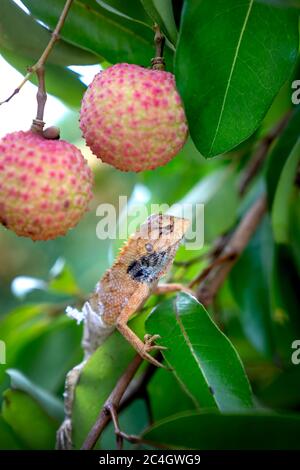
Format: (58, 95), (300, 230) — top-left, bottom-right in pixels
(57, 213), (190, 449)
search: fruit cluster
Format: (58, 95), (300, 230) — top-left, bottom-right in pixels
(0, 63), (188, 240)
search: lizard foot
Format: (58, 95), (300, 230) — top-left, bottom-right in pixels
(115, 430), (141, 447)
(56, 418), (73, 450)
(139, 334), (168, 369)
(144, 334), (167, 351)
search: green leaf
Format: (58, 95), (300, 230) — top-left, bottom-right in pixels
(96, 0), (151, 26)
(0, 415), (22, 450)
(271, 138), (300, 244)
(147, 367), (196, 422)
(143, 411), (300, 449)
(2, 389), (58, 449)
(258, 367), (300, 409)
(48, 258), (82, 296)
(6, 369), (63, 422)
(0, 304), (82, 397)
(72, 313), (146, 449)
(146, 293), (253, 412)
(23, 0), (173, 69)
(0, 0), (100, 66)
(175, 0), (299, 157)
(230, 216), (275, 357)
(271, 244), (300, 363)
(170, 166), (239, 245)
(140, 0), (178, 44)
(265, 107), (300, 207)
(1, 49), (86, 109)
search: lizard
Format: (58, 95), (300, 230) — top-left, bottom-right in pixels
(56, 213), (191, 449)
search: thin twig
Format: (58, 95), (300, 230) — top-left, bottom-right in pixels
(151, 24), (165, 70)
(238, 111), (292, 196)
(31, 67), (47, 133)
(189, 252), (237, 288)
(81, 355), (143, 450)
(120, 359), (158, 414)
(196, 194), (267, 306)
(0, 0), (74, 106)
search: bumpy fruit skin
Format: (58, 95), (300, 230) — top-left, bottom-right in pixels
(80, 63), (188, 172)
(0, 131), (93, 241)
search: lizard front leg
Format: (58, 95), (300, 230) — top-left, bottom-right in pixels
(154, 283), (194, 296)
(115, 288), (167, 369)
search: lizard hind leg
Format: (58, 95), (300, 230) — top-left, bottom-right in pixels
(56, 360), (87, 450)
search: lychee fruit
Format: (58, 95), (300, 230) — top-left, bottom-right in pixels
(80, 63), (188, 172)
(0, 131), (93, 241)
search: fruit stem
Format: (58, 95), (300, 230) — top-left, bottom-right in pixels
(31, 66), (47, 134)
(0, 0), (74, 106)
(151, 24), (165, 70)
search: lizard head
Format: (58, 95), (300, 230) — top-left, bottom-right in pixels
(126, 213), (190, 284)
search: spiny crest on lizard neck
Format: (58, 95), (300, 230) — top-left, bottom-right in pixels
(116, 214), (190, 284)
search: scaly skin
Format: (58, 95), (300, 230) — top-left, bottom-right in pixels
(57, 214), (190, 449)
(80, 63), (188, 172)
(0, 131), (93, 240)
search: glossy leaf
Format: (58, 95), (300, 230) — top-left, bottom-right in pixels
(140, 0), (178, 44)
(23, 0), (173, 68)
(175, 0), (299, 157)
(146, 293), (253, 411)
(147, 367), (196, 422)
(265, 107), (300, 207)
(2, 389), (58, 449)
(143, 411), (300, 449)
(0, 0), (100, 65)
(96, 0), (151, 26)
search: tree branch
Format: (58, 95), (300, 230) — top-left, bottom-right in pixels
(81, 355), (143, 450)
(238, 111), (291, 196)
(196, 194), (267, 306)
(0, 0), (74, 106)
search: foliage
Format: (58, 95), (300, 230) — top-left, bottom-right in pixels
(0, 0), (299, 451)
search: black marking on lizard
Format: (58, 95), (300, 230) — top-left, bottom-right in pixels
(127, 250), (169, 283)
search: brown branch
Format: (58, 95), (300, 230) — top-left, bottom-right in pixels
(81, 355), (143, 450)
(196, 194), (267, 306)
(238, 111), (292, 196)
(189, 252), (237, 288)
(0, 0), (74, 106)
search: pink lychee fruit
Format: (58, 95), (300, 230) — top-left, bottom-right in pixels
(0, 131), (93, 241)
(80, 63), (188, 172)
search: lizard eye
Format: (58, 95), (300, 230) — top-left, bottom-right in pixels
(145, 243), (153, 252)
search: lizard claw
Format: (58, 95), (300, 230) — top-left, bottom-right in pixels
(140, 349), (167, 368)
(144, 334), (168, 351)
(139, 334), (168, 368)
